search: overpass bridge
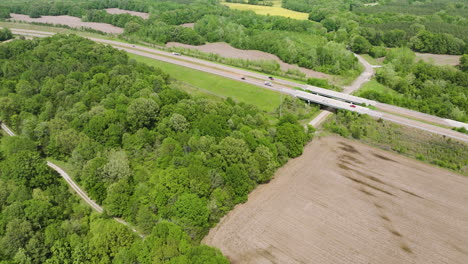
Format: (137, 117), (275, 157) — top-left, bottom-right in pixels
(304, 85), (377, 106)
(292, 90), (383, 118)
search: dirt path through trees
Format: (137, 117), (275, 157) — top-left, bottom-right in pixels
(0, 122), (143, 237)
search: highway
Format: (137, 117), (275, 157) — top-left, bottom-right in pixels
(8, 28), (468, 142)
(0, 121), (143, 237)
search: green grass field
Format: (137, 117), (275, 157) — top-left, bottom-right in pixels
(129, 54), (282, 112)
(360, 54), (384, 66)
(222, 2), (309, 20)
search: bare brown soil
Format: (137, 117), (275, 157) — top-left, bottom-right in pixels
(9, 13), (123, 34)
(105, 8), (149, 19)
(180, 23), (195, 28)
(166, 42), (332, 80)
(415, 53), (461, 66)
(204, 136), (468, 264)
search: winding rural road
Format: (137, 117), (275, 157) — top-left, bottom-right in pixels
(1, 122), (143, 237)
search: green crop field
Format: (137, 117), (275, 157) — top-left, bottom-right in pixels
(129, 54), (282, 112)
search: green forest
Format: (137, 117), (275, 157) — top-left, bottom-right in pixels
(282, 0), (468, 55)
(0, 34), (311, 263)
(0, 1), (467, 262)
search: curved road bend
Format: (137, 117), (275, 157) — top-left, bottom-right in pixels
(9, 29), (468, 142)
(0, 122), (143, 237)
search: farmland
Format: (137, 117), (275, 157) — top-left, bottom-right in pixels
(222, 1), (309, 20)
(204, 136), (468, 263)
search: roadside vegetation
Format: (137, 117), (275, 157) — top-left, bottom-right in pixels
(128, 53), (285, 112)
(0, 28), (13, 41)
(0, 34), (314, 262)
(324, 110), (468, 175)
(357, 48), (468, 122)
(166, 45), (309, 81)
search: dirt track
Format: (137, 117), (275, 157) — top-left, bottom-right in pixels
(166, 42), (332, 80)
(204, 136), (468, 264)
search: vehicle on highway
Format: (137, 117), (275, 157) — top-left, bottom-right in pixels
(350, 104), (356, 108)
(264, 81), (272, 86)
(241, 76), (246, 80)
(172, 52), (181, 56)
(268, 76), (274, 80)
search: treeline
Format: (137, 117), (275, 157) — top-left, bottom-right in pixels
(225, 0), (274, 6)
(281, 0), (467, 55)
(193, 15), (359, 75)
(363, 21), (468, 43)
(359, 26), (466, 55)
(133, 1), (360, 75)
(0, 0), (361, 76)
(0, 34), (312, 262)
(358, 48), (468, 122)
(282, 0), (375, 13)
(0, 0), (153, 18)
(353, 0), (468, 17)
(325, 110), (468, 173)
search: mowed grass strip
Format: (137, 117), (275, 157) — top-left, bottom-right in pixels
(129, 53), (282, 112)
(222, 2), (309, 20)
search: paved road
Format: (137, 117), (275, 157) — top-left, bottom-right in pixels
(377, 103), (468, 130)
(0, 121), (144, 237)
(1, 123), (16, 136)
(8, 28), (468, 142)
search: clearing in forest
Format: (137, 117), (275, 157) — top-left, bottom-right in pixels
(105, 8), (149, 19)
(222, 2), (309, 20)
(8, 13), (123, 34)
(204, 136), (468, 264)
(415, 53), (461, 66)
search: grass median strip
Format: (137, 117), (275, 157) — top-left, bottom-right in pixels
(129, 53), (282, 112)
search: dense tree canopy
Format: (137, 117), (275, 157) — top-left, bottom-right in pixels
(282, 0), (467, 55)
(0, 34), (311, 262)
